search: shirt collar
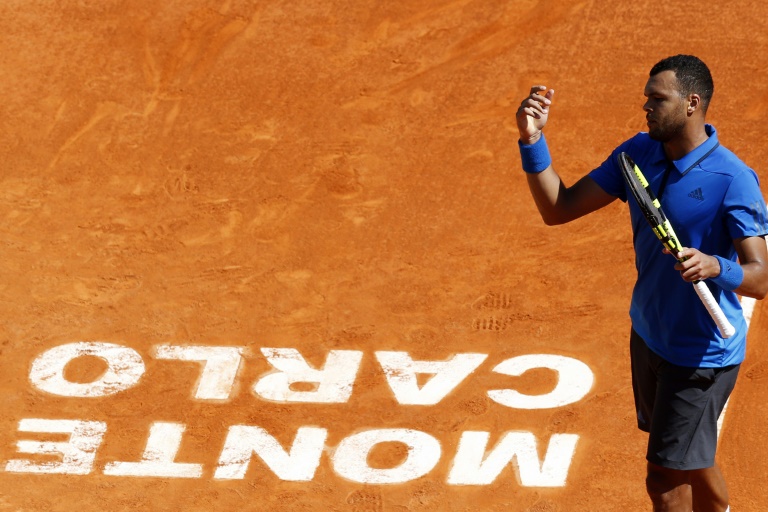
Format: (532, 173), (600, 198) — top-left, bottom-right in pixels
(652, 124), (719, 173)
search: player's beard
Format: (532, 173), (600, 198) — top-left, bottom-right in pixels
(647, 110), (686, 142)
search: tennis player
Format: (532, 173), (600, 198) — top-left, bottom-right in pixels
(516, 55), (768, 511)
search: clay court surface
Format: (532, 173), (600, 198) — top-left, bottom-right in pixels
(2, 1), (768, 510)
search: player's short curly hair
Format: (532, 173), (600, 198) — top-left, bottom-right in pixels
(650, 55), (714, 112)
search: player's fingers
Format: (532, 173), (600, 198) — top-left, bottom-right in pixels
(677, 265), (700, 282)
(517, 108), (544, 122)
(527, 86), (555, 104)
(518, 102), (548, 119)
(522, 108), (542, 119)
(674, 256), (698, 272)
(533, 90), (555, 106)
(520, 96), (549, 112)
(530, 91), (553, 107)
(674, 246), (699, 263)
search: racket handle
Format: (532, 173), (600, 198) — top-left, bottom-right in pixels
(693, 281), (736, 338)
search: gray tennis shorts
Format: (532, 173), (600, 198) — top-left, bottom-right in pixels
(630, 328), (740, 470)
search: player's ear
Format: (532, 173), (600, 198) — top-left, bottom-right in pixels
(687, 94), (702, 115)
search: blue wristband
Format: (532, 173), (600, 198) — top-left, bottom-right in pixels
(518, 133), (552, 174)
(711, 255), (744, 291)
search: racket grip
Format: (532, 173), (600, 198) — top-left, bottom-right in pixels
(693, 281), (736, 338)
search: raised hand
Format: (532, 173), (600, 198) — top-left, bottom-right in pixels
(516, 85), (554, 144)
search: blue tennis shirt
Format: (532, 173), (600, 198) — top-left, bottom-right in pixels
(589, 125), (768, 367)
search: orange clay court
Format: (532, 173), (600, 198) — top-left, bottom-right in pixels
(1, 1), (767, 511)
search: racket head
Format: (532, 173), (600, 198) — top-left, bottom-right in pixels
(617, 152), (683, 254)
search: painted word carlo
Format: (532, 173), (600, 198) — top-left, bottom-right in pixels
(5, 342), (595, 487)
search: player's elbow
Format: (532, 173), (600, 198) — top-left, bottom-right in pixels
(750, 265), (768, 300)
(745, 289), (768, 301)
(534, 197), (585, 226)
(741, 273), (768, 300)
(539, 211), (569, 226)
(542, 217), (563, 226)
(751, 285), (768, 301)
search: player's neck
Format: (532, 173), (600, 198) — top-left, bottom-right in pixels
(663, 121), (709, 161)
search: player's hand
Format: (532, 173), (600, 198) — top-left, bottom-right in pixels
(664, 246), (721, 282)
(516, 85), (554, 144)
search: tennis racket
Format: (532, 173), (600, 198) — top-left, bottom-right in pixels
(618, 152), (736, 338)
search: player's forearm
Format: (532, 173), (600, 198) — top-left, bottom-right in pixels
(716, 237), (768, 299)
(734, 261), (768, 299)
(525, 167), (570, 225)
(704, 254), (768, 299)
(518, 133), (572, 225)
(518, 133), (613, 224)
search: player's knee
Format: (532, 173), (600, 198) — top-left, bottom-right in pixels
(690, 466), (730, 510)
(646, 463), (690, 505)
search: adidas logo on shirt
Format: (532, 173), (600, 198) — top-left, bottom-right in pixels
(688, 187), (704, 201)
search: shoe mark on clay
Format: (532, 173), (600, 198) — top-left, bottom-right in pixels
(310, 148), (389, 225)
(547, 409), (578, 434)
(472, 315), (530, 332)
(316, 155), (364, 200)
(472, 292), (515, 311)
(472, 293), (599, 331)
(408, 481), (445, 509)
(274, 491), (309, 510)
(471, 292), (521, 331)
(745, 360), (768, 380)
(526, 499), (559, 512)
(346, 488), (383, 512)
(163, 167), (200, 201)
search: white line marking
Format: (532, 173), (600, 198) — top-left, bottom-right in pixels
(717, 237), (766, 438)
(717, 296), (755, 438)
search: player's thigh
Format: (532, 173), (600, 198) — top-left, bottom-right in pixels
(647, 362), (739, 470)
(630, 328), (661, 432)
